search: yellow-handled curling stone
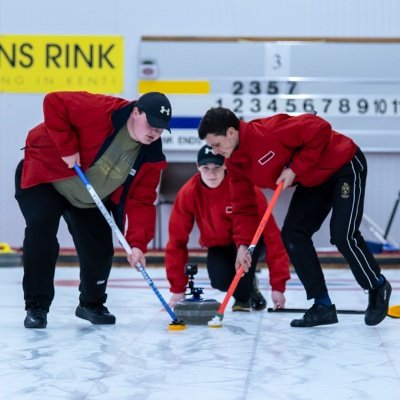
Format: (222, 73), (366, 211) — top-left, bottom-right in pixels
(0, 242), (22, 267)
(388, 305), (400, 318)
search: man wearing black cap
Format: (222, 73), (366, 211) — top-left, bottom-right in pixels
(15, 91), (172, 328)
(165, 145), (290, 312)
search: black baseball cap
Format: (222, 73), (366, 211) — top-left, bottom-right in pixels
(136, 92), (172, 132)
(197, 145), (224, 166)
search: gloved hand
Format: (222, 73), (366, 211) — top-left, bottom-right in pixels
(168, 292), (185, 308)
(271, 290), (286, 309)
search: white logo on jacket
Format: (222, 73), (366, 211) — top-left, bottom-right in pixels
(258, 151), (275, 165)
(225, 206), (233, 214)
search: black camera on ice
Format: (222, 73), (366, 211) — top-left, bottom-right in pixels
(184, 264), (204, 300)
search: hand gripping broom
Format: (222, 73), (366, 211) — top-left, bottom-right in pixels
(74, 165), (186, 331)
(208, 182), (284, 328)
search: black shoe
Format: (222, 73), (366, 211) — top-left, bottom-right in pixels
(24, 308), (48, 329)
(232, 300), (251, 312)
(250, 276), (267, 311)
(365, 278), (392, 326)
(75, 305), (116, 325)
(290, 304), (338, 327)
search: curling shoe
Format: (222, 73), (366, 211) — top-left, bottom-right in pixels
(365, 278), (392, 326)
(75, 304), (116, 325)
(290, 304), (338, 328)
(250, 276), (267, 311)
(24, 308), (48, 329)
(232, 300), (251, 312)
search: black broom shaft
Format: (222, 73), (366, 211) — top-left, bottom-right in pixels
(267, 307), (364, 315)
(384, 191), (400, 239)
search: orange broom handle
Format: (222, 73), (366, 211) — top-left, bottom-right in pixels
(216, 182), (284, 316)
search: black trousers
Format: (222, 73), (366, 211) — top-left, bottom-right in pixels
(15, 161), (114, 311)
(281, 148), (381, 300)
(206, 242), (262, 302)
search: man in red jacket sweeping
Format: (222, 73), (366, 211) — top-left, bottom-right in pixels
(15, 91), (172, 329)
(198, 108), (391, 328)
(165, 145), (290, 311)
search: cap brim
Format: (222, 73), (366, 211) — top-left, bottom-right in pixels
(146, 114), (171, 133)
(198, 157), (224, 166)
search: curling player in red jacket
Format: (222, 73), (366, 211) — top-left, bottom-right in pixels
(198, 108), (392, 328)
(165, 145), (290, 311)
(15, 91), (172, 329)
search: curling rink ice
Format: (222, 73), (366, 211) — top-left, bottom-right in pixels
(1, 265), (400, 400)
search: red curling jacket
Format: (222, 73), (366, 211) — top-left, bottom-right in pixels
(165, 173), (290, 294)
(226, 114), (358, 246)
(21, 91), (166, 252)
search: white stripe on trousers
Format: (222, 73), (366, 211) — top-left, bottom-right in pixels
(346, 154), (379, 288)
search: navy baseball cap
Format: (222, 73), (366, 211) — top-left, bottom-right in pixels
(136, 92), (172, 132)
(197, 145), (224, 166)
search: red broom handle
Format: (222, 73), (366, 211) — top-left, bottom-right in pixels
(216, 182), (284, 316)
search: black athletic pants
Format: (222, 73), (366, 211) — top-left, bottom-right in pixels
(281, 147), (381, 300)
(15, 161), (114, 311)
(206, 242), (262, 302)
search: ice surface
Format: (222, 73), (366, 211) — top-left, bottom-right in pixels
(1, 266), (399, 400)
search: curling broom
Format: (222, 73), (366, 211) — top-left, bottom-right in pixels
(208, 182), (284, 328)
(74, 164), (186, 331)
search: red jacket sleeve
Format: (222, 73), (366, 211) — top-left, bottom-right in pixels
(43, 91), (127, 158)
(123, 161), (165, 253)
(227, 160), (259, 246)
(280, 114), (333, 179)
(255, 188), (291, 292)
(165, 180), (196, 293)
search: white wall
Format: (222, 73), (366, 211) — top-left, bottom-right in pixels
(1, 0), (400, 249)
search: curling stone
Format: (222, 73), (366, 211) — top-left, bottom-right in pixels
(174, 298), (221, 325)
(174, 263), (221, 325)
(0, 243), (22, 267)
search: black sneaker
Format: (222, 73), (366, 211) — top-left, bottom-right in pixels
(75, 305), (116, 325)
(290, 304), (338, 327)
(250, 276), (267, 311)
(24, 308), (48, 329)
(232, 300), (251, 312)
(365, 278), (392, 326)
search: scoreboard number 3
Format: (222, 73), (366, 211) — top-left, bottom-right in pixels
(264, 43), (290, 77)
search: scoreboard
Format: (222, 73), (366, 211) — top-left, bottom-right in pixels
(137, 37), (400, 160)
